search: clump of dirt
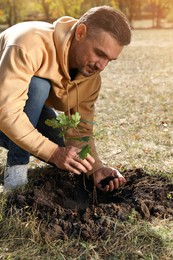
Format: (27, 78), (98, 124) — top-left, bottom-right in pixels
(5, 167), (173, 241)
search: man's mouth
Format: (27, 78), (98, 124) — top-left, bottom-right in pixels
(87, 65), (98, 73)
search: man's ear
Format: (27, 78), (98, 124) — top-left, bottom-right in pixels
(75, 24), (87, 41)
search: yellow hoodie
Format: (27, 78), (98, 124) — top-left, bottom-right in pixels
(0, 17), (104, 175)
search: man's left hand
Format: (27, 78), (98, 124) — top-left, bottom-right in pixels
(92, 166), (126, 192)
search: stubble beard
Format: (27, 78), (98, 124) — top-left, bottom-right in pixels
(79, 64), (98, 77)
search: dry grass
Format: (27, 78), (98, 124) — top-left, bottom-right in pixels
(0, 29), (173, 259)
(96, 29), (173, 179)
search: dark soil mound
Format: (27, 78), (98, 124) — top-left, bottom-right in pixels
(6, 167), (173, 241)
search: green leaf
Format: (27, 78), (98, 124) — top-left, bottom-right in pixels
(67, 137), (83, 141)
(67, 136), (90, 142)
(45, 118), (61, 128)
(71, 112), (81, 128)
(54, 112), (81, 129)
(58, 131), (65, 137)
(46, 113), (92, 158)
(78, 144), (91, 160)
(80, 136), (90, 142)
(56, 114), (71, 127)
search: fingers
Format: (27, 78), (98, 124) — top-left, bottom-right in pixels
(109, 175), (125, 192)
(64, 164), (82, 175)
(50, 146), (95, 175)
(66, 148), (95, 174)
(85, 153), (95, 164)
(65, 156), (94, 175)
(99, 176), (126, 192)
(94, 167), (126, 192)
(74, 153), (95, 172)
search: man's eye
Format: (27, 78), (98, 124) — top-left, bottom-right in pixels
(99, 53), (104, 57)
(96, 51), (105, 57)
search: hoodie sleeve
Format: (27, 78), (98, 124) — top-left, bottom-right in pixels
(65, 74), (104, 176)
(0, 46), (58, 161)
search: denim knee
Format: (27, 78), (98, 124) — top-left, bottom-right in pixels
(1, 76), (52, 166)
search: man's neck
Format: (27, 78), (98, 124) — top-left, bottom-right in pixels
(69, 68), (78, 80)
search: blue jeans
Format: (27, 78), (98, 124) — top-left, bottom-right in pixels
(0, 76), (64, 166)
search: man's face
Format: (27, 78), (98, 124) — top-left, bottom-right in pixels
(69, 25), (124, 77)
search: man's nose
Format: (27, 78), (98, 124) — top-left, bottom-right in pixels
(96, 59), (109, 71)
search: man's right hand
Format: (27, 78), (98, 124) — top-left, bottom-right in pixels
(49, 146), (95, 174)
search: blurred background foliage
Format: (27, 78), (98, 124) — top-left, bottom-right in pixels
(0, 0), (173, 28)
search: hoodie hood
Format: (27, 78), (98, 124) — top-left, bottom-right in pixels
(53, 16), (78, 79)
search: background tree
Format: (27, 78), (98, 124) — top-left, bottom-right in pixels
(0, 0), (41, 26)
(53, 0), (85, 18)
(146, 0), (172, 28)
(115, 0), (144, 27)
(0, 0), (173, 28)
(166, 6), (173, 23)
(80, 0), (117, 16)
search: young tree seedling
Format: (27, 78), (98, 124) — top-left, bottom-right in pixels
(45, 112), (91, 159)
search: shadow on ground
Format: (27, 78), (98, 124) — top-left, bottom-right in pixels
(1, 167), (173, 241)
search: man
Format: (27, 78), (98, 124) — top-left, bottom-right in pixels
(0, 6), (131, 192)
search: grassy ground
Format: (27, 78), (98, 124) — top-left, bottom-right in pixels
(0, 29), (173, 259)
(97, 29), (173, 178)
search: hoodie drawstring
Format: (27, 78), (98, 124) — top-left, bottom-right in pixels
(75, 82), (79, 112)
(66, 82), (79, 116)
(66, 84), (70, 117)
